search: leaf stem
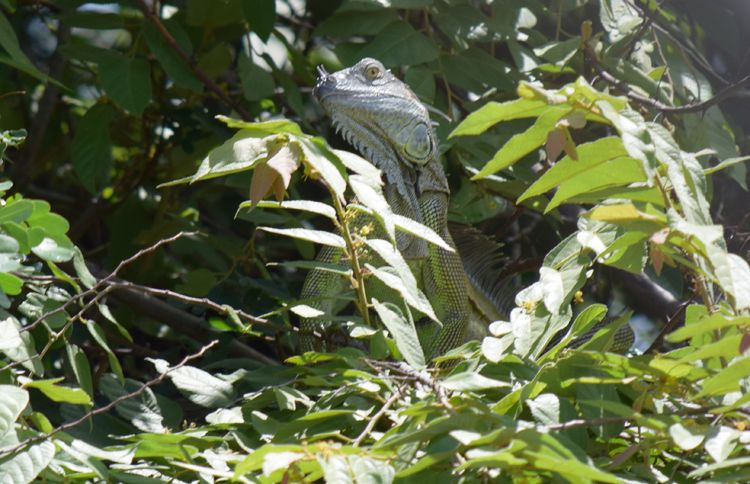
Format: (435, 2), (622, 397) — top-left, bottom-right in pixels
(331, 195), (371, 328)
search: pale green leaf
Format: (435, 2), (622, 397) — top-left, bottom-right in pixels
(246, 200), (337, 220)
(0, 385), (28, 441)
(258, 227), (345, 249)
(148, 358), (236, 408)
(0, 441), (55, 484)
(24, 378), (92, 405)
(372, 299), (426, 369)
(99, 374), (165, 433)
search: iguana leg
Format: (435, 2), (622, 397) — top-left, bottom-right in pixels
(418, 191), (470, 359)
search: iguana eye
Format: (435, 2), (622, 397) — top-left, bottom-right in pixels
(364, 64), (382, 80)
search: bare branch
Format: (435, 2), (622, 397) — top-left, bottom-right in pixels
(0, 340), (218, 458)
(19, 231), (198, 335)
(583, 42), (750, 115)
(353, 385), (403, 447)
(105, 280), (268, 325)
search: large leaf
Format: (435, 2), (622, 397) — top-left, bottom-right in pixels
(99, 54), (152, 115)
(0, 385), (28, 441)
(148, 358), (236, 408)
(356, 21), (438, 66)
(372, 299), (426, 369)
(473, 105), (572, 179)
(71, 103), (116, 194)
(0, 441), (55, 484)
(451, 98), (548, 138)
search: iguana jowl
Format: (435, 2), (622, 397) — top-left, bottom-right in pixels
(301, 58), (470, 358)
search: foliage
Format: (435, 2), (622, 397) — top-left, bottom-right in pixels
(1, 0), (750, 482)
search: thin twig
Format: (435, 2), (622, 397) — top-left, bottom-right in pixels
(583, 42), (750, 114)
(366, 360), (453, 410)
(353, 386), (403, 447)
(133, 0), (251, 120)
(20, 231), (197, 334)
(0, 340), (218, 458)
(105, 280), (268, 325)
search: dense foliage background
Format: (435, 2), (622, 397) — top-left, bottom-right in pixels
(1, 0), (750, 481)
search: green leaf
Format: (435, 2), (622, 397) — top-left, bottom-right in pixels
(0, 441), (55, 484)
(86, 320), (124, 382)
(24, 378), (92, 405)
(148, 358), (236, 408)
(473, 105), (572, 179)
(442, 372), (510, 391)
(349, 175), (395, 242)
(298, 137), (348, 203)
(703, 155), (750, 176)
(356, 21), (438, 67)
(258, 227), (345, 249)
(669, 422), (705, 450)
(372, 299), (426, 369)
(546, 157), (645, 211)
(365, 238), (438, 322)
(527, 393), (560, 425)
(667, 313), (750, 342)
(519, 137), (629, 202)
(392, 214), (453, 252)
(66, 344), (94, 399)
(450, 98), (548, 138)
(242, 0), (275, 41)
(191, 131), (270, 183)
(71, 103), (116, 194)
(697, 357), (750, 398)
(31, 237), (75, 263)
(0, 385), (28, 441)
(704, 426), (740, 463)
(0, 199), (33, 225)
(0, 272), (22, 295)
(246, 200), (337, 220)
(0, 312), (42, 375)
(238, 54), (275, 101)
(99, 374), (165, 433)
(99, 54), (152, 115)
(142, 21), (202, 91)
(0, 10), (52, 84)
(316, 9), (398, 37)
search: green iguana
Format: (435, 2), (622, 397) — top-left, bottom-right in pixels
(300, 58), (634, 359)
(300, 58), (472, 359)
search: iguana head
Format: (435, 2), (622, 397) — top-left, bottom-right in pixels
(314, 58), (436, 169)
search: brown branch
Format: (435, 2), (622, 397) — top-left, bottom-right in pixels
(19, 231), (198, 335)
(583, 42), (750, 115)
(133, 0), (251, 120)
(106, 280), (268, 325)
(0, 340), (218, 459)
(104, 282), (278, 366)
(353, 385), (403, 447)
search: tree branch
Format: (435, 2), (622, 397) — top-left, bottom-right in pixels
(0, 340), (218, 458)
(583, 42), (750, 115)
(133, 0), (251, 120)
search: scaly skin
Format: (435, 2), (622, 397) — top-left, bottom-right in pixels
(299, 58), (469, 359)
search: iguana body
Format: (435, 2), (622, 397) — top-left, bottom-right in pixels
(301, 58), (469, 358)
